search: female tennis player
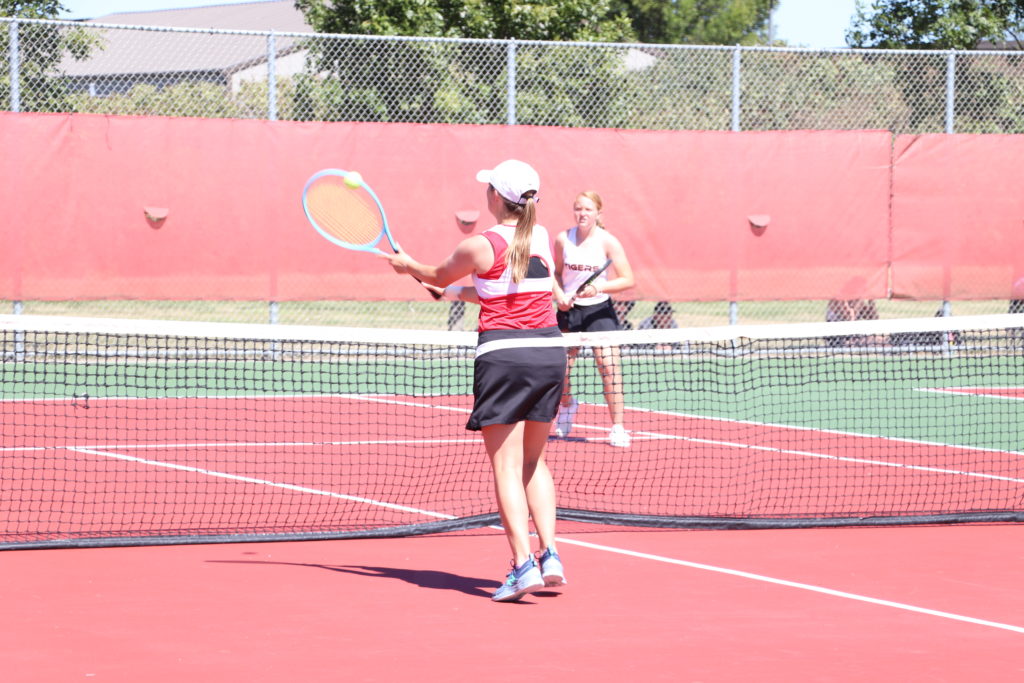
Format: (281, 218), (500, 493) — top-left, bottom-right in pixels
(381, 159), (567, 602)
(553, 191), (635, 448)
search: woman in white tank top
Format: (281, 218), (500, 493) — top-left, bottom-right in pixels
(553, 191), (635, 448)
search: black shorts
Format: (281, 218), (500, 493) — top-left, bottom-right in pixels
(556, 298), (621, 333)
(466, 326), (567, 431)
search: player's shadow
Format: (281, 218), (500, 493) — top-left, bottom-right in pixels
(329, 565), (562, 600)
(548, 435), (589, 443)
(208, 560), (495, 598)
(333, 564), (496, 598)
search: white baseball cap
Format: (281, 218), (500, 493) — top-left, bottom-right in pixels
(476, 159), (540, 206)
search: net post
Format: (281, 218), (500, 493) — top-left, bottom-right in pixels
(268, 301), (281, 358)
(939, 300), (953, 356)
(12, 300), (24, 359)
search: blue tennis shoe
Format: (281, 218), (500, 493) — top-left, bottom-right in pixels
(492, 556), (544, 602)
(538, 547), (567, 587)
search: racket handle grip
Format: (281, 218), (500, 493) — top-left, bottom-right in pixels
(413, 276), (442, 300)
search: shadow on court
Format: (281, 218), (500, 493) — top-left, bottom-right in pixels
(208, 560), (498, 598)
(548, 435), (589, 443)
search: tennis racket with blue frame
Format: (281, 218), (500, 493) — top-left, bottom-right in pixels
(302, 168), (441, 299)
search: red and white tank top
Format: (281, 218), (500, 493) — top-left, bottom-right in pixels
(473, 224), (557, 331)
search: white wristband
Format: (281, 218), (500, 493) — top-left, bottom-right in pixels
(443, 285), (464, 302)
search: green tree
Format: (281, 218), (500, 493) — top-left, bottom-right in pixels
(295, 0), (634, 42)
(610, 0), (779, 45)
(848, 0), (1024, 50)
(292, 0), (640, 126)
(847, 2), (1024, 134)
(1, 0), (99, 112)
(296, 0), (780, 45)
(290, 0), (786, 127)
(0, 0), (64, 19)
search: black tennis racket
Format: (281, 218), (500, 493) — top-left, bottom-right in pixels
(569, 258), (613, 304)
(302, 168), (440, 299)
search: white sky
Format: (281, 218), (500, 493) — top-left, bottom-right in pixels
(771, 0), (861, 49)
(60, 0), (862, 49)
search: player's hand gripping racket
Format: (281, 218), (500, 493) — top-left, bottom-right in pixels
(569, 258), (612, 304)
(301, 168), (441, 299)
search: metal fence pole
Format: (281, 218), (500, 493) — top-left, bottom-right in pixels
(942, 51), (956, 318)
(729, 46), (742, 324)
(945, 50), (956, 134)
(8, 19), (19, 112)
(266, 32), (278, 327)
(731, 46), (742, 133)
(267, 30), (277, 121)
(6, 21), (21, 345)
(506, 39), (517, 125)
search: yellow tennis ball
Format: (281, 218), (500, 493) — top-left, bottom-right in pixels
(344, 171), (363, 188)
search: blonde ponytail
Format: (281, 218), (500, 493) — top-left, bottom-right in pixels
(503, 194), (537, 283)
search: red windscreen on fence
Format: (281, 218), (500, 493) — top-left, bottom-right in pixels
(3, 112), (1015, 302)
(890, 133), (1024, 300)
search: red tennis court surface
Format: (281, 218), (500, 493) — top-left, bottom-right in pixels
(924, 386), (1024, 400)
(3, 523), (1023, 682)
(4, 391), (1023, 680)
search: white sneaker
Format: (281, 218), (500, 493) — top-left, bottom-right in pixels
(609, 424), (630, 448)
(554, 398), (578, 438)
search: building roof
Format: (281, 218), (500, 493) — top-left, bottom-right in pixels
(82, 1), (311, 32)
(61, 1), (313, 78)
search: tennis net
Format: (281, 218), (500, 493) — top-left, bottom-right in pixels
(2, 312), (1023, 549)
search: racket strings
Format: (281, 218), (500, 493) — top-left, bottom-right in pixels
(306, 179), (383, 247)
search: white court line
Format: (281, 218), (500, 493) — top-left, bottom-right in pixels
(11, 389), (1021, 633)
(622, 431), (1024, 485)
(10, 393), (1022, 484)
(918, 386), (1024, 401)
(553, 536), (1024, 635)
(351, 394), (1024, 491)
(70, 447), (457, 521)
(620, 403), (1024, 458)
(1, 438), (483, 453)
(67, 444), (1024, 635)
(9, 389), (1021, 456)
(361, 392), (1024, 459)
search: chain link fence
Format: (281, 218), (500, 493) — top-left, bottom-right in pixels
(4, 17), (1023, 327)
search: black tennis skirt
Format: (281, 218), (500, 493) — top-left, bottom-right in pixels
(466, 326), (567, 431)
(556, 298), (621, 333)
